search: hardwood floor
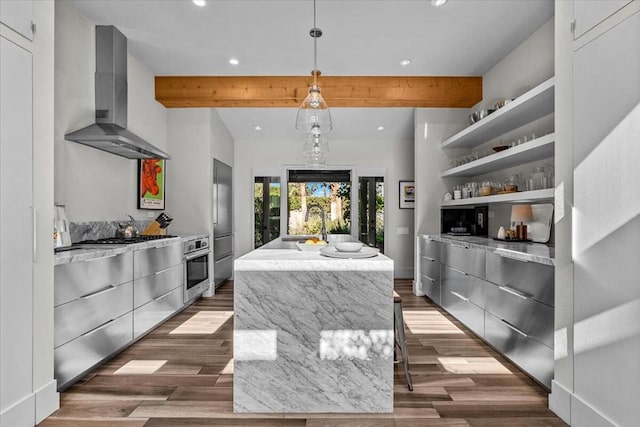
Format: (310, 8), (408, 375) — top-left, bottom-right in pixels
(40, 279), (566, 426)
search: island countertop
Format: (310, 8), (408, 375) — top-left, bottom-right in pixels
(233, 237), (394, 414)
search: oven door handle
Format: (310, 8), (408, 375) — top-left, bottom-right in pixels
(185, 249), (210, 261)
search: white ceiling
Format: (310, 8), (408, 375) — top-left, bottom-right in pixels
(72, 0), (553, 142)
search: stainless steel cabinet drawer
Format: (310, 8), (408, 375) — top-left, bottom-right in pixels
(54, 312), (133, 389)
(421, 275), (441, 305)
(133, 286), (183, 339)
(484, 311), (553, 388)
(441, 265), (486, 308)
(420, 256), (440, 283)
(484, 282), (554, 348)
(134, 264), (183, 308)
(486, 251), (554, 307)
(442, 243), (485, 279)
(419, 237), (441, 262)
(54, 251), (133, 306)
(54, 281), (133, 348)
(441, 284), (484, 337)
(134, 243), (183, 279)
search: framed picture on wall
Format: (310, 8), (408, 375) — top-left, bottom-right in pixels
(138, 159), (166, 210)
(399, 180), (415, 209)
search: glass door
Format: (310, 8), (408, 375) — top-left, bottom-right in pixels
(254, 176), (281, 248)
(359, 177), (384, 252)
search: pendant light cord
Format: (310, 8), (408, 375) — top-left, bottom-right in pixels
(313, 0), (318, 87)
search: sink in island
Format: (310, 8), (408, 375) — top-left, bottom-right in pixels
(233, 236), (394, 413)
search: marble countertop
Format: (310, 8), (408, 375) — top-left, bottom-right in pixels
(422, 234), (555, 266)
(236, 243), (393, 272)
(54, 237), (183, 266)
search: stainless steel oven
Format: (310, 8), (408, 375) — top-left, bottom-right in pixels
(184, 236), (210, 303)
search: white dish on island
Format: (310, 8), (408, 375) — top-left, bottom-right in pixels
(320, 246), (379, 259)
(295, 242), (328, 251)
(334, 242), (364, 252)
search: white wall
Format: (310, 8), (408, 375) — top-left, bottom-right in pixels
(54, 0), (168, 224)
(234, 137), (415, 278)
(480, 18), (555, 110)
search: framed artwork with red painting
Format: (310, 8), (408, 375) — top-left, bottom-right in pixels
(138, 159), (166, 210)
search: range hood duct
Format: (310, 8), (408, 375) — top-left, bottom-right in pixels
(65, 26), (170, 160)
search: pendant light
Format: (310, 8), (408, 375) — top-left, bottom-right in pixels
(295, 0), (332, 134)
(303, 124), (329, 169)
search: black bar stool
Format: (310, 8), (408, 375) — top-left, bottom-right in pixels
(393, 290), (413, 391)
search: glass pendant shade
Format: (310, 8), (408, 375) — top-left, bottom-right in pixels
(305, 152), (327, 169)
(303, 132), (329, 157)
(295, 85), (332, 133)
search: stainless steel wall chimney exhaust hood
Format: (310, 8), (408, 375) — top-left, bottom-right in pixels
(65, 26), (170, 160)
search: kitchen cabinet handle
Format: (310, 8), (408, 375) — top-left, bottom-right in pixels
(498, 285), (529, 300)
(83, 254), (118, 262)
(422, 256), (436, 262)
(449, 266), (467, 276)
(80, 318), (115, 337)
(213, 166), (218, 225)
(215, 254), (233, 263)
(422, 275), (436, 283)
(80, 284), (115, 299)
(32, 206), (37, 261)
(153, 289), (174, 302)
(153, 266), (177, 276)
(501, 318), (529, 338)
(450, 291), (469, 302)
(495, 250), (529, 262)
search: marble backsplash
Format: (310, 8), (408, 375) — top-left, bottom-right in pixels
(70, 220), (154, 242)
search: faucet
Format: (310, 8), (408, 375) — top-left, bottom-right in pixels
(305, 203), (327, 241)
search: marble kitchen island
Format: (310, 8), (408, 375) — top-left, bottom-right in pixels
(233, 237), (394, 413)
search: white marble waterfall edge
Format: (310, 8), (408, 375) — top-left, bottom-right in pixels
(233, 252), (394, 413)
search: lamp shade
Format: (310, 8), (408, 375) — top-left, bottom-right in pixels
(303, 133), (329, 157)
(510, 204), (534, 223)
(295, 86), (332, 133)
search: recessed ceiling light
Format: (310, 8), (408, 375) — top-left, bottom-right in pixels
(254, 125), (262, 131)
(431, 0), (448, 6)
(377, 126), (385, 131)
(399, 59), (411, 67)
(193, 0), (206, 6)
(229, 58), (239, 66)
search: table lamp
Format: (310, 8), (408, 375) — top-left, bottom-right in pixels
(511, 204), (534, 240)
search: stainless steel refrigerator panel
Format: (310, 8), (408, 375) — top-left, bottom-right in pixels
(213, 159), (232, 237)
(214, 254), (233, 286)
(214, 234), (233, 260)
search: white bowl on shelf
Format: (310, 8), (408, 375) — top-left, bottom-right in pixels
(334, 242), (364, 252)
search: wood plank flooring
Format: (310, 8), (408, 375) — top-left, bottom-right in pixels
(40, 279), (566, 426)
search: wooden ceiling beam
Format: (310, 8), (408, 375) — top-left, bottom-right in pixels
(155, 76), (482, 108)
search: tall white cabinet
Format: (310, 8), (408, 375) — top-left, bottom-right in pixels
(0, 1), (56, 425)
(0, 29), (35, 427)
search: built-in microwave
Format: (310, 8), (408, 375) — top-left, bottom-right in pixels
(441, 206), (489, 237)
(184, 237), (210, 303)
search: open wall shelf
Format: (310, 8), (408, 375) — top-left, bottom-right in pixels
(441, 188), (554, 207)
(440, 77), (555, 150)
(441, 133), (555, 178)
